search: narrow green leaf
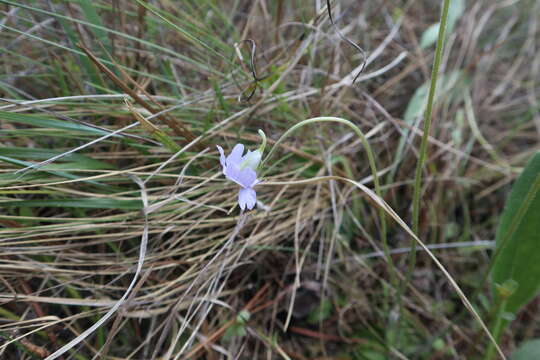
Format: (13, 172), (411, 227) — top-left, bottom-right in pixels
(420, 0), (465, 48)
(0, 156), (106, 187)
(387, 71), (465, 185)
(0, 21), (179, 87)
(420, 23), (441, 49)
(74, 0), (118, 84)
(492, 152), (540, 314)
(54, 7), (104, 90)
(0, 147), (114, 169)
(76, 0), (110, 48)
(0, 0), (204, 68)
(0, 111), (111, 135)
(1, 198), (143, 210)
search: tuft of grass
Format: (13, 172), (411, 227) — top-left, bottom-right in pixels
(0, 1), (538, 359)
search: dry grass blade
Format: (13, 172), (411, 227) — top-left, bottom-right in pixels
(78, 43), (199, 148)
(266, 175), (506, 359)
(0, 1), (537, 358)
(43, 175), (150, 360)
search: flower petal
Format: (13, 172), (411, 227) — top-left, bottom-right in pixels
(238, 187), (256, 210)
(216, 145), (226, 171)
(238, 167), (258, 187)
(226, 144), (244, 167)
(225, 164), (258, 188)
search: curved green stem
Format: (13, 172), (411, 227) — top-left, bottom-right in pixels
(411, 0), (450, 244)
(261, 116), (396, 286)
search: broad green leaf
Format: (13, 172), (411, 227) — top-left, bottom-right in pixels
(492, 152), (540, 314)
(403, 83), (428, 125)
(420, 23), (441, 49)
(420, 0), (465, 48)
(403, 71), (463, 131)
(511, 339), (540, 360)
(388, 71), (465, 184)
(447, 0), (466, 30)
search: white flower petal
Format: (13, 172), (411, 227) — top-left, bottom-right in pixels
(216, 145), (226, 171)
(238, 187), (257, 210)
(227, 144), (245, 167)
(225, 165), (258, 188)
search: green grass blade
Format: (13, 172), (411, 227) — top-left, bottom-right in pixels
(0, 147), (114, 169)
(0, 111), (112, 135)
(76, 0), (111, 49)
(1, 198), (142, 210)
(0, 156), (108, 187)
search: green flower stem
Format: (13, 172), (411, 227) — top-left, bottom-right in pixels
(485, 300), (507, 360)
(410, 0), (451, 267)
(400, 1), (505, 359)
(396, 0), (451, 351)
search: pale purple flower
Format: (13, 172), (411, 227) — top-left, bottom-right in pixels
(217, 144), (261, 210)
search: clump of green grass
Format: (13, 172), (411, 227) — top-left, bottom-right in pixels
(0, 1), (538, 359)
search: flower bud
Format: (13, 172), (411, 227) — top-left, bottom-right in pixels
(242, 150), (262, 170)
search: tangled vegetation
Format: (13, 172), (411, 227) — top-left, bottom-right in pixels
(0, 1), (539, 359)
